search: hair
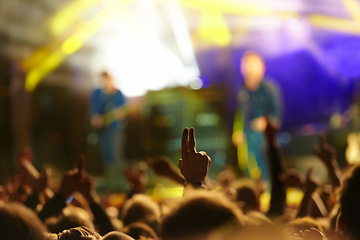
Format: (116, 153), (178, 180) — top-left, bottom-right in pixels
(57, 226), (101, 240)
(102, 231), (135, 240)
(160, 190), (246, 240)
(230, 178), (259, 213)
(339, 163), (360, 239)
(0, 201), (47, 240)
(123, 222), (158, 240)
(245, 211), (272, 226)
(287, 216), (325, 236)
(241, 50), (265, 63)
(46, 205), (95, 234)
(120, 194), (161, 234)
(102, 71), (110, 78)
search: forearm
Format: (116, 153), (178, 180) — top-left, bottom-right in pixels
(267, 143), (286, 216)
(24, 192), (40, 211)
(165, 170), (186, 185)
(326, 161), (341, 187)
(38, 192), (67, 221)
(89, 201), (116, 235)
(296, 189), (313, 218)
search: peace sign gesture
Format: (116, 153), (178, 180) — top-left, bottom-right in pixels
(178, 128), (211, 187)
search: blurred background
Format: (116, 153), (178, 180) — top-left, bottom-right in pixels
(1, 0), (360, 189)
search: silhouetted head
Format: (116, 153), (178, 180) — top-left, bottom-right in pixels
(46, 205), (95, 234)
(123, 221), (158, 240)
(229, 178), (260, 213)
(161, 190), (245, 240)
(57, 226), (101, 240)
(120, 194), (161, 234)
(102, 231), (135, 240)
(0, 201), (47, 240)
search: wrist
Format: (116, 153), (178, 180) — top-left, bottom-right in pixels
(58, 187), (72, 200)
(184, 181), (206, 189)
(85, 190), (100, 204)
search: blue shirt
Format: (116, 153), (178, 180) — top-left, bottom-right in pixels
(90, 88), (126, 130)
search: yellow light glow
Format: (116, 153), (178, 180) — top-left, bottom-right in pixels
(49, 0), (99, 36)
(147, 187), (184, 201)
(25, 71), (42, 92)
(24, 0), (136, 92)
(25, 50), (64, 92)
(198, 10), (231, 46)
(346, 132), (360, 165)
(309, 15), (360, 34)
(343, 0), (360, 23)
(259, 191), (270, 213)
(21, 48), (53, 71)
(174, 0), (298, 19)
(286, 187), (304, 206)
(25, 4), (117, 92)
(62, 36), (84, 55)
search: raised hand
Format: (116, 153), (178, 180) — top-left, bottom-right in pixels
(146, 156), (175, 176)
(17, 147), (53, 199)
(312, 134), (336, 167)
(124, 162), (148, 194)
(58, 154), (86, 199)
(280, 169), (304, 190)
(146, 156), (185, 185)
(312, 134), (341, 187)
(178, 128), (211, 187)
(304, 168), (319, 193)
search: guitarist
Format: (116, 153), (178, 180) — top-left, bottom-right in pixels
(232, 51), (281, 182)
(90, 71), (126, 167)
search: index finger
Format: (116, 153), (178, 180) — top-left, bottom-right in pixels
(189, 128), (196, 152)
(182, 128), (189, 156)
(77, 154), (85, 176)
(319, 133), (327, 146)
(306, 167), (313, 180)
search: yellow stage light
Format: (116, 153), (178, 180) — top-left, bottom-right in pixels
(309, 15), (360, 34)
(198, 10), (231, 46)
(25, 50), (64, 92)
(343, 0), (360, 23)
(49, 0), (99, 36)
(62, 36), (84, 55)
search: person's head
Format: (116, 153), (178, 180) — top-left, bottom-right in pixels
(46, 205), (95, 234)
(0, 201), (47, 240)
(338, 163), (360, 239)
(245, 211), (271, 226)
(57, 226), (101, 240)
(287, 217), (325, 237)
(102, 231), (135, 240)
(101, 71), (116, 93)
(120, 194), (161, 234)
(160, 190), (246, 240)
(240, 51), (266, 91)
(122, 222), (158, 240)
(229, 178), (260, 213)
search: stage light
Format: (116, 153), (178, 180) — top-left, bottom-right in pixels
(25, 50), (64, 91)
(62, 36), (84, 55)
(198, 10), (231, 47)
(189, 78), (203, 90)
(49, 0), (99, 36)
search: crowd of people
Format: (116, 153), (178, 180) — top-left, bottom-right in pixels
(1, 112), (360, 240)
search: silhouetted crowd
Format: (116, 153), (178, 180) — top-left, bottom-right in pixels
(1, 117), (360, 240)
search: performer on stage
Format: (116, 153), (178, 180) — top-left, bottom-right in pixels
(90, 71), (126, 167)
(232, 51), (281, 182)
